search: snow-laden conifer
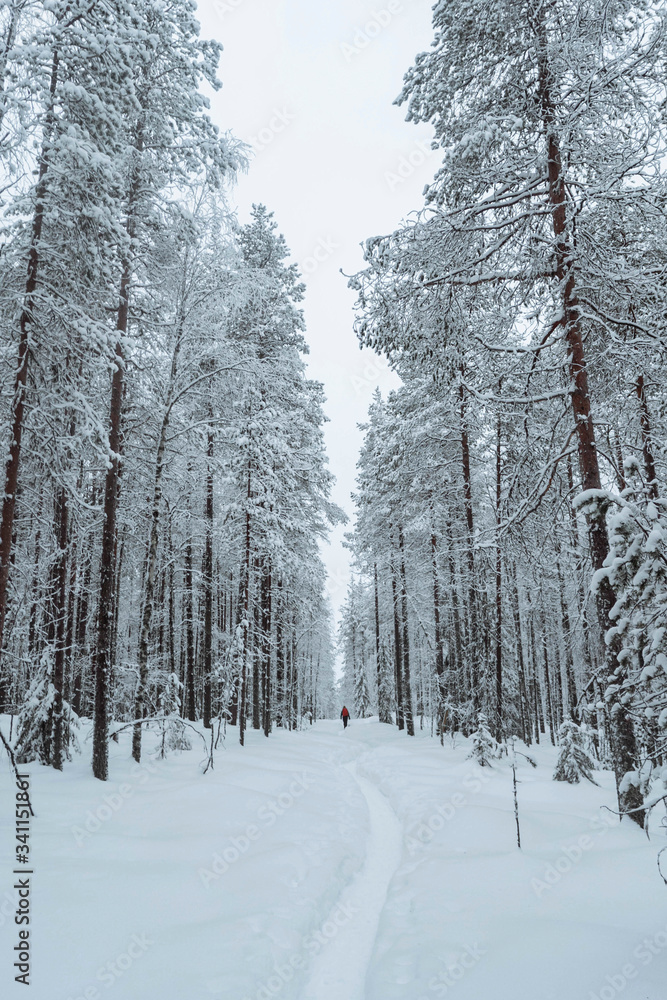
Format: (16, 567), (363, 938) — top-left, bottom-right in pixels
(468, 713), (500, 767)
(553, 719), (598, 785)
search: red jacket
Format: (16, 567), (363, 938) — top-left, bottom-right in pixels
(341, 706), (349, 718)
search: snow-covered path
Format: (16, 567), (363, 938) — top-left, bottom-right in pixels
(302, 760), (402, 999)
(1, 716), (666, 1000)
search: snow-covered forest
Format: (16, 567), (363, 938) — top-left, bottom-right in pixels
(0, 1), (342, 779)
(339, 0), (667, 830)
(0, 1), (666, 998)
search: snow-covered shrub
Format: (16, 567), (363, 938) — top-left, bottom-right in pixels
(467, 712), (499, 766)
(553, 718), (598, 784)
(157, 673), (191, 757)
(14, 652), (81, 766)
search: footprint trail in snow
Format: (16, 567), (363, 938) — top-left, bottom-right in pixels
(302, 759), (402, 1000)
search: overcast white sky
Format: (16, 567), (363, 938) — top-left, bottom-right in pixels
(197, 0), (436, 622)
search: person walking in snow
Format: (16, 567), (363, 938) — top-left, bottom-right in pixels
(341, 705), (350, 729)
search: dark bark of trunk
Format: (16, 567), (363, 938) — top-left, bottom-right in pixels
(537, 35), (642, 823)
(553, 641), (564, 730)
(261, 560), (271, 737)
(566, 455), (595, 679)
(541, 617), (556, 746)
(184, 537), (195, 722)
(430, 534), (446, 743)
(445, 525), (465, 708)
(374, 563), (391, 724)
(72, 523), (92, 718)
(133, 326), (186, 758)
(398, 526), (414, 736)
(64, 531), (78, 706)
(168, 523), (176, 684)
(612, 428), (626, 492)
(28, 498), (43, 658)
(390, 562), (404, 730)
(92, 270), (125, 780)
(556, 556), (578, 722)
(511, 569), (530, 745)
(529, 613), (543, 741)
(275, 577), (284, 728)
(460, 385), (479, 714)
(238, 466), (251, 747)
(202, 427), (214, 729)
(494, 410), (503, 741)
(50, 488), (69, 770)
(0, 47), (59, 661)
(252, 555), (261, 731)
(92, 126), (143, 780)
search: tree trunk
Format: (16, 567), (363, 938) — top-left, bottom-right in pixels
(132, 322), (186, 759)
(275, 576), (284, 728)
(0, 46), (59, 661)
(511, 568), (530, 745)
(374, 563), (391, 724)
(494, 409), (503, 741)
(92, 126), (143, 780)
(202, 425), (214, 729)
(635, 375), (658, 500)
(398, 526), (415, 736)
(252, 554), (261, 731)
(430, 534), (446, 743)
(390, 560), (404, 730)
(537, 34), (643, 823)
(460, 384), (480, 715)
(184, 535), (195, 721)
(50, 488), (69, 770)
(261, 559), (272, 737)
(238, 466), (251, 746)
(556, 555), (578, 722)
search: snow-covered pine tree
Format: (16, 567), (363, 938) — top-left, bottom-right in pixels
(92, 0), (242, 779)
(553, 718), (598, 785)
(468, 712), (500, 767)
(354, 650), (372, 719)
(600, 473), (667, 805)
(349, 0), (666, 821)
(158, 672), (191, 757)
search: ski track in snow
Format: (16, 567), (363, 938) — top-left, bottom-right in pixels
(302, 756), (402, 1000)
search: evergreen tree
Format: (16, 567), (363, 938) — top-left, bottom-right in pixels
(553, 718), (598, 785)
(468, 712), (500, 767)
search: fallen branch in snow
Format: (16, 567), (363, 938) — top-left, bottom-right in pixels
(108, 717), (210, 756)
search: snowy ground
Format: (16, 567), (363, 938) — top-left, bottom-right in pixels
(0, 715), (666, 1000)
